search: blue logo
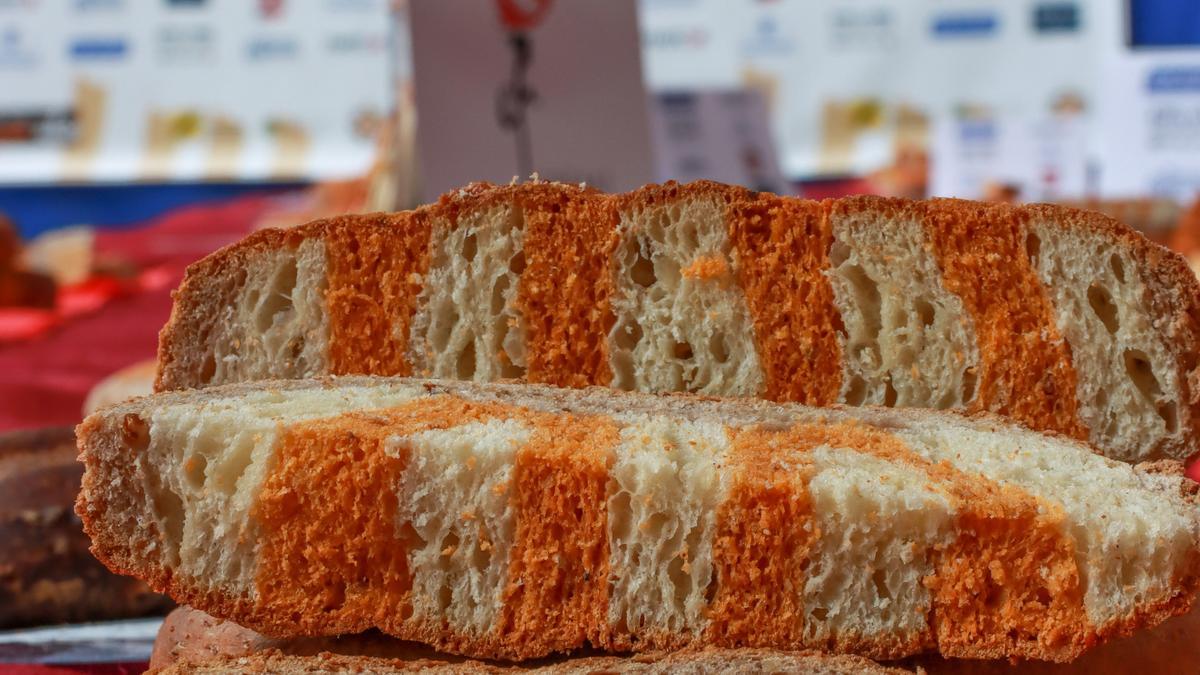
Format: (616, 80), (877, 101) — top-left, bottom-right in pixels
(1147, 67), (1200, 93)
(70, 37), (128, 60)
(246, 36), (297, 61)
(932, 13), (998, 38)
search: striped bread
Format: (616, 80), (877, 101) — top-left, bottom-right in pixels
(153, 181), (1200, 463)
(152, 604), (1200, 675)
(77, 377), (1200, 663)
(155, 649), (911, 674)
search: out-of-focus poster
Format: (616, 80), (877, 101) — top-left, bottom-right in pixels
(409, 0), (655, 199)
(0, 0), (391, 184)
(639, 0), (1097, 181)
(1093, 1), (1200, 200)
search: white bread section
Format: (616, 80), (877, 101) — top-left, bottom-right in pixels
(209, 239), (329, 384)
(608, 196), (763, 395)
(804, 446), (954, 648)
(607, 416), (730, 638)
(827, 208), (979, 409)
(895, 417), (1198, 628)
(1025, 219), (1182, 463)
(408, 206), (528, 381)
(392, 420), (528, 637)
(135, 383), (421, 595)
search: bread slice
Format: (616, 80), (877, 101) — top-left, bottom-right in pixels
(152, 604), (1200, 675)
(153, 181), (1200, 463)
(155, 648), (911, 674)
(77, 377), (1200, 662)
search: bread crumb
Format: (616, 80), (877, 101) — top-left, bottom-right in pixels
(681, 256), (729, 280)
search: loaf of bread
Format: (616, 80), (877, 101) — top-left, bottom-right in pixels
(0, 427), (171, 628)
(77, 377), (1200, 662)
(153, 181), (1200, 463)
(150, 604), (1200, 675)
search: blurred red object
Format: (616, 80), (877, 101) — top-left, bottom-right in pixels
(0, 194), (281, 432)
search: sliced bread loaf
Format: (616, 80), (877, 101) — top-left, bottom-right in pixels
(153, 181), (1200, 463)
(155, 648), (911, 674)
(77, 377), (1200, 662)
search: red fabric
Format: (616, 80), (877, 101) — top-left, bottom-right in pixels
(0, 195), (278, 432)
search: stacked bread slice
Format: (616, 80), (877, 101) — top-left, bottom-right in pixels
(77, 377), (1200, 665)
(77, 181), (1200, 671)
(154, 181), (1200, 463)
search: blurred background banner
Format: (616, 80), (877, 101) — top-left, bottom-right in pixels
(409, 0), (655, 198)
(0, 0), (390, 184)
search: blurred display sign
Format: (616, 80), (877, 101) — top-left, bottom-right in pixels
(409, 0), (655, 199)
(1093, 2), (1200, 200)
(650, 89), (786, 194)
(930, 112), (1088, 201)
(0, 0), (390, 184)
(639, 0), (1097, 181)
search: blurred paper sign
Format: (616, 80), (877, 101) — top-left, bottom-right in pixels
(408, 0), (655, 199)
(930, 113), (1087, 201)
(650, 89), (786, 193)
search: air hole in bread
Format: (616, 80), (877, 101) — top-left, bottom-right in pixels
(509, 250), (525, 275)
(429, 302), (458, 353)
(1088, 285), (1120, 335)
(1124, 349), (1163, 402)
(872, 567), (890, 600)
(829, 241), (851, 267)
(916, 298), (935, 327)
(213, 437), (255, 495)
(961, 368), (978, 404)
(490, 274), (509, 314)
(122, 413), (150, 451)
(1025, 231), (1041, 265)
(462, 232), (478, 262)
(614, 321), (643, 351)
(1109, 253), (1126, 284)
(1159, 401), (1179, 434)
(673, 342), (694, 361)
(844, 264), (881, 338)
(253, 256), (298, 333)
(199, 353), (216, 383)
(708, 332), (729, 363)
(630, 251), (656, 288)
(844, 375), (867, 406)
(456, 341), (477, 380)
(884, 379), (898, 407)
(183, 453), (207, 489)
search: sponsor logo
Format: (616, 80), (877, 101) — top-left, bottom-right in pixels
(327, 32), (386, 55)
(69, 36), (128, 60)
(1033, 2), (1079, 33)
(0, 27), (36, 67)
(157, 24), (213, 63)
(73, 0), (123, 11)
(740, 14), (795, 56)
(931, 12), (998, 38)
(246, 35), (298, 61)
(1147, 67), (1200, 93)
